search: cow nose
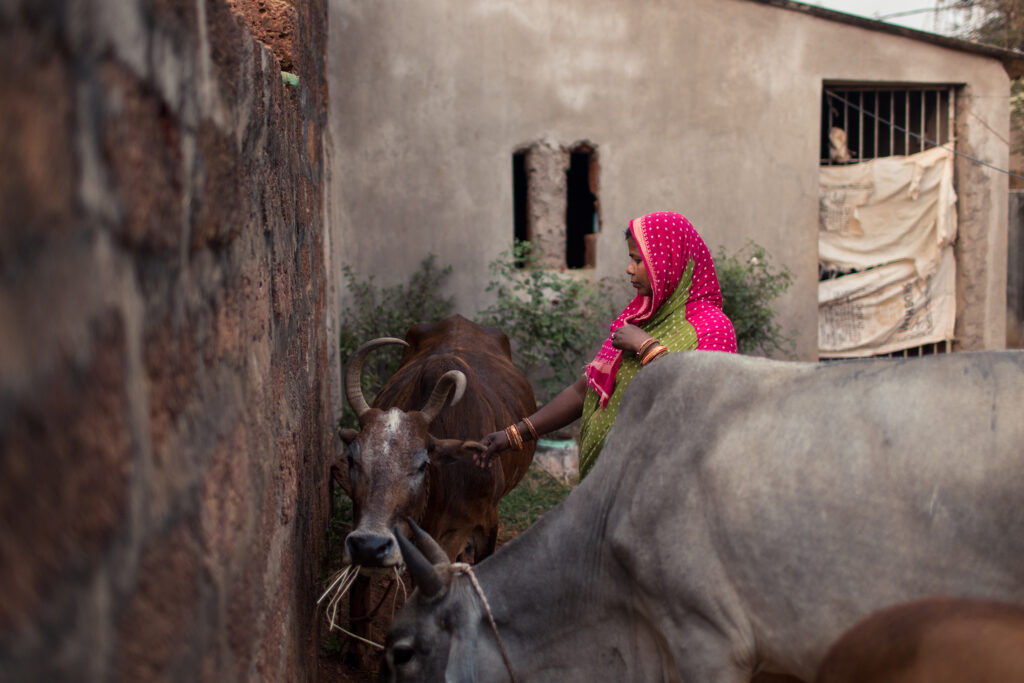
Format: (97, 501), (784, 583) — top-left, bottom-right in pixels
(346, 533), (396, 566)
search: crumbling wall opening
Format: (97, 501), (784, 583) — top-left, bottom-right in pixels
(513, 140), (600, 270)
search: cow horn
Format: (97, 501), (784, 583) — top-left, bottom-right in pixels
(407, 517), (449, 566)
(395, 525), (445, 598)
(418, 370), (467, 425)
(344, 337), (409, 420)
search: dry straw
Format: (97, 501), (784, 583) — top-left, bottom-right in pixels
(317, 564), (407, 650)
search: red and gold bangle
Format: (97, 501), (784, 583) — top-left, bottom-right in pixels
(640, 343), (669, 366)
(641, 344), (667, 365)
(505, 423), (520, 450)
(511, 423), (524, 449)
(636, 337), (660, 358)
(505, 423), (525, 450)
(521, 417), (539, 441)
(643, 348), (667, 362)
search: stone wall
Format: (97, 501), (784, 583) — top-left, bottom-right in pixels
(0, 0), (334, 680)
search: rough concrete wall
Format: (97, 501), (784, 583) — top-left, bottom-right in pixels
(1009, 191), (1024, 348)
(329, 0), (1011, 360)
(955, 84), (1010, 350)
(0, 0), (333, 681)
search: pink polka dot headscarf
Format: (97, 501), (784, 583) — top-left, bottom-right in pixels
(585, 211), (737, 406)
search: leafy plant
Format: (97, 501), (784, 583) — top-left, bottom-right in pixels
(476, 241), (621, 403)
(338, 255), (455, 428)
(715, 241), (795, 357)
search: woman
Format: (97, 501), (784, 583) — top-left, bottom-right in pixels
(477, 211), (737, 478)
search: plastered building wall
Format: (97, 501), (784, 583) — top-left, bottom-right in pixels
(329, 0), (1010, 359)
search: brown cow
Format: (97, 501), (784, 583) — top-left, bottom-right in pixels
(337, 314), (536, 567)
(815, 597), (1024, 683)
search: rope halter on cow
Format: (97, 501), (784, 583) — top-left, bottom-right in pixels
(451, 562), (519, 683)
(396, 520), (520, 683)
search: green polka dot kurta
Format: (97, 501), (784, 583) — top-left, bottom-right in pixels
(578, 258), (699, 478)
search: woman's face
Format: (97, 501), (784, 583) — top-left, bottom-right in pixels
(626, 236), (652, 297)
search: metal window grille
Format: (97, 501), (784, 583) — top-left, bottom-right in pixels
(821, 86), (954, 165)
(819, 85), (957, 359)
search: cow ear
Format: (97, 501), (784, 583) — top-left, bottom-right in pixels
(427, 437), (485, 465)
(338, 427), (359, 444)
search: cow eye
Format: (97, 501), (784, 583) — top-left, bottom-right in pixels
(412, 449), (429, 475)
(346, 443), (360, 469)
(391, 644), (415, 666)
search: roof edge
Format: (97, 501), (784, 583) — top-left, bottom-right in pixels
(743, 0), (1024, 79)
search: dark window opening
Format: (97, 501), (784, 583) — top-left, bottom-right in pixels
(512, 150), (529, 243)
(565, 150), (597, 269)
(512, 150), (529, 268)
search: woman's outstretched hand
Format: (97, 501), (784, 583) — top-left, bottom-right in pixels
(611, 324), (652, 354)
(475, 430), (510, 468)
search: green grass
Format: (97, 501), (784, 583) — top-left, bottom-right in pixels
(498, 467), (575, 543)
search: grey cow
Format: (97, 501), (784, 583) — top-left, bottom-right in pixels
(385, 350), (1024, 682)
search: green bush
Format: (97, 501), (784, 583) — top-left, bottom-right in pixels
(715, 241), (795, 357)
(338, 241), (794, 423)
(338, 255), (455, 428)
(476, 241), (621, 403)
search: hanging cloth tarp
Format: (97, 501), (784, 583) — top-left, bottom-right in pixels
(818, 143), (957, 357)
(819, 247), (956, 357)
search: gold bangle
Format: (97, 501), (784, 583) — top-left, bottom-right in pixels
(641, 344), (668, 366)
(644, 348), (668, 366)
(522, 417), (539, 441)
(640, 345), (659, 364)
(506, 423), (524, 450)
(636, 338), (659, 358)
(642, 345), (667, 365)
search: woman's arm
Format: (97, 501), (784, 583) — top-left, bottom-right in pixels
(475, 376), (588, 467)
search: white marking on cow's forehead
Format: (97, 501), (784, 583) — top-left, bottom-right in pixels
(383, 408), (404, 436)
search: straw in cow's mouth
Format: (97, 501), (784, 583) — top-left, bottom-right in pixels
(317, 563), (407, 650)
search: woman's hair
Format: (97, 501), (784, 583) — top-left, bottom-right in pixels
(623, 228), (632, 240)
